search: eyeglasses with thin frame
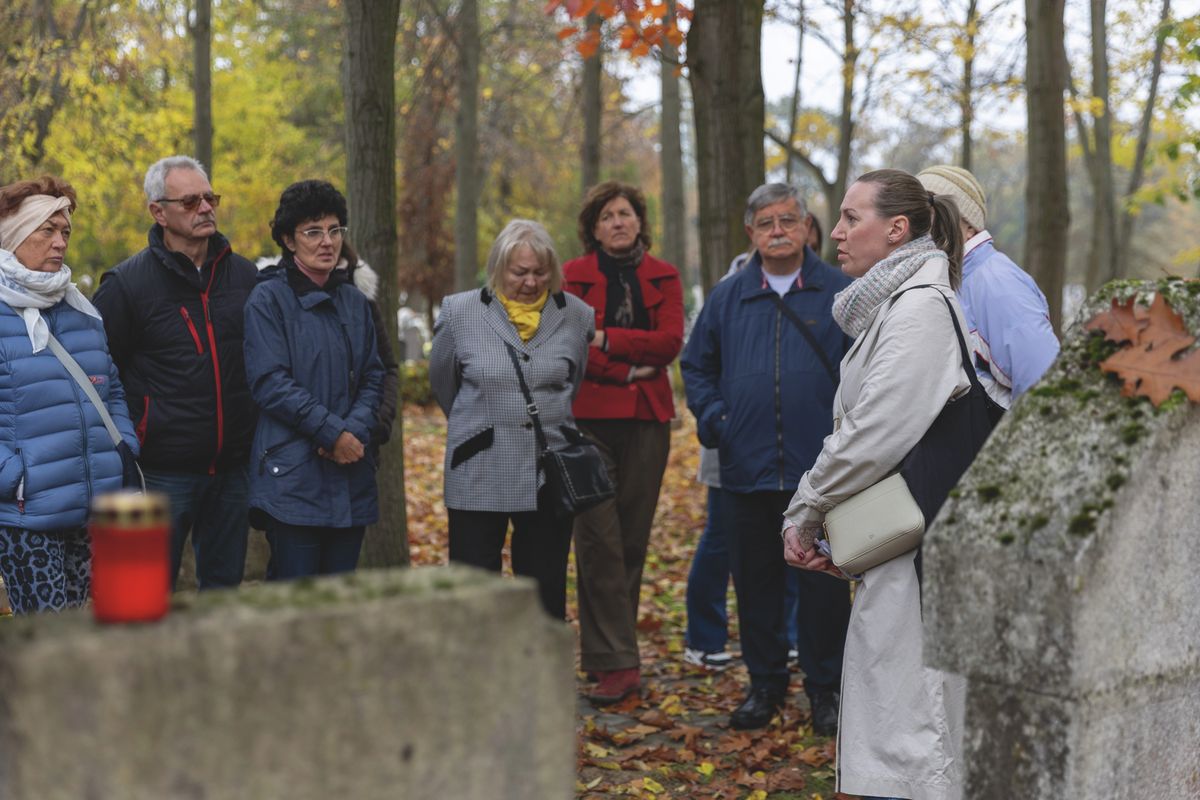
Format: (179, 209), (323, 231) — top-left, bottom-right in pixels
(155, 193), (221, 211)
(296, 225), (349, 243)
(753, 215), (803, 233)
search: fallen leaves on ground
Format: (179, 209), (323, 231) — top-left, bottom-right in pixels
(404, 403), (850, 799)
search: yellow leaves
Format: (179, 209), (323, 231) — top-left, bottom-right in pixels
(696, 761), (716, 778)
(584, 741), (612, 759)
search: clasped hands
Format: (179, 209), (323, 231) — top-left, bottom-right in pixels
(590, 329), (658, 383)
(317, 430), (365, 465)
(782, 523), (846, 579)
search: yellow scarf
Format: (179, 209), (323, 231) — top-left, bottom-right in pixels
(497, 290), (548, 342)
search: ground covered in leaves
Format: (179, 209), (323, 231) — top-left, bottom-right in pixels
(404, 404), (850, 800)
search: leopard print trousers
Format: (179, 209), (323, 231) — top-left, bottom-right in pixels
(0, 527), (90, 614)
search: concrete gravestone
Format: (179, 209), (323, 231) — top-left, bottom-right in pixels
(925, 278), (1200, 799)
(0, 566), (575, 799)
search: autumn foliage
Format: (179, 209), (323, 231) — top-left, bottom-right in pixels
(1085, 293), (1200, 406)
(546, 0), (690, 59)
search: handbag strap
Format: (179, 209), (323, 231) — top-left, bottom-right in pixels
(767, 294), (839, 382)
(893, 284), (988, 397)
(45, 333), (124, 447)
(503, 342), (550, 455)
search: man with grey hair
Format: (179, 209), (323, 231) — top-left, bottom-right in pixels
(93, 156), (258, 590)
(681, 183), (852, 734)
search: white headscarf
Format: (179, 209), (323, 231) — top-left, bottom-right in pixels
(0, 195), (101, 352)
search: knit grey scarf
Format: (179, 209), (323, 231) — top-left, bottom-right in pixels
(831, 235), (942, 337)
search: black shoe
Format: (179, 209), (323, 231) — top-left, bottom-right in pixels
(809, 689), (840, 737)
(730, 686), (786, 730)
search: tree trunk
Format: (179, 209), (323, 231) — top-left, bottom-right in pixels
(960, 0), (978, 171)
(1083, 0), (1118, 291)
(833, 0), (857, 221)
(343, 0), (408, 567)
(454, 0), (479, 292)
(191, 0), (213, 176)
(785, 0), (805, 184)
(1024, 0), (1069, 332)
(1116, 0), (1170, 273)
(581, 12), (602, 194)
(659, 0), (686, 273)
(688, 0), (765, 292)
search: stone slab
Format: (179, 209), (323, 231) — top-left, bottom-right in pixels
(0, 566), (575, 800)
(923, 279), (1200, 798)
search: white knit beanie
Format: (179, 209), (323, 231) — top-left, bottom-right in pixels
(917, 165), (986, 232)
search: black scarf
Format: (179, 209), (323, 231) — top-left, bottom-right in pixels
(597, 244), (649, 330)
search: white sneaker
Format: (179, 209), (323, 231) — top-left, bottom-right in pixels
(683, 647), (735, 671)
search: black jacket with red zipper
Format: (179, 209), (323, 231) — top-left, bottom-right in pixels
(93, 225), (258, 474)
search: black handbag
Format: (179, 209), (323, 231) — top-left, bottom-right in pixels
(504, 342), (615, 517)
(897, 287), (1005, 581)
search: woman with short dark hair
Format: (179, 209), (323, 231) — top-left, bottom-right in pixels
(243, 180), (385, 578)
(565, 181), (684, 704)
(0, 175), (139, 613)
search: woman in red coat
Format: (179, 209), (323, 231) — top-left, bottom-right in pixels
(564, 181), (684, 704)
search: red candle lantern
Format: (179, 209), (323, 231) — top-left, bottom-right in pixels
(90, 491), (171, 623)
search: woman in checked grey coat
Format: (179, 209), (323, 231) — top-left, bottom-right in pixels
(430, 219), (594, 619)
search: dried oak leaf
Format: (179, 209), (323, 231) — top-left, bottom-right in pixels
(1085, 296), (1149, 344)
(1098, 294), (1200, 406)
(766, 768), (808, 792)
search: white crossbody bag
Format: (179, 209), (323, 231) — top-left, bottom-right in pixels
(822, 473), (924, 575)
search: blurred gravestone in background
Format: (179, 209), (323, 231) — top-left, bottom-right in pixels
(0, 566), (575, 799)
(925, 279), (1200, 799)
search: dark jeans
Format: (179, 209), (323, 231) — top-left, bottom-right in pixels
(0, 527), (89, 613)
(685, 486), (803, 653)
(268, 520), (364, 579)
(145, 466), (249, 591)
(448, 495), (573, 620)
(722, 489), (851, 695)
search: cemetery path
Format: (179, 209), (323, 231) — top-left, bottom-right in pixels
(405, 403), (852, 800)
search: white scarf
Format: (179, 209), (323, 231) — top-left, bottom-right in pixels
(0, 248), (102, 352)
(831, 235), (942, 337)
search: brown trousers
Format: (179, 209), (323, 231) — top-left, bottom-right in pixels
(574, 419), (671, 671)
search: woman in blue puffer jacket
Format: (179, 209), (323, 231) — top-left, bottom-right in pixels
(243, 180), (384, 579)
(0, 175), (139, 614)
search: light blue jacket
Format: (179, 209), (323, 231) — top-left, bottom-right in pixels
(958, 237), (1059, 405)
(0, 286), (138, 530)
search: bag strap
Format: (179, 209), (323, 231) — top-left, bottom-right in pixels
(767, 294), (839, 382)
(46, 333), (124, 447)
(503, 342), (550, 455)
(894, 284), (987, 396)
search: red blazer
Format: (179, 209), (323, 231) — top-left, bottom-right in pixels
(563, 251), (684, 422)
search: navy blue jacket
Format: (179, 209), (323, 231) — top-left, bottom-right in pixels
(0, 288), (138, 530)
(243, 260), (385, 528)
(681, 248), (852, 493)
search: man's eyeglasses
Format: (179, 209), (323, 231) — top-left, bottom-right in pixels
(297, 226), (349, 243)
(753, 215), (802, 233)
(156, 193), (221, 211)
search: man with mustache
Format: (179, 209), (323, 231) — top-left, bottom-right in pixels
(681, 183), (853, 735)
(94, 156), (258, 590)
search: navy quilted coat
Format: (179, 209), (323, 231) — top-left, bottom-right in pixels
(0, 273), (139, 530)
(243, 261), (384, 528)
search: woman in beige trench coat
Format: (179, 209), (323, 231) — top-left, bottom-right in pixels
(782, 169), (972, 800)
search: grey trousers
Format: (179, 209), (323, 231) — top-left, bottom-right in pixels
(574, 419), (671, 672)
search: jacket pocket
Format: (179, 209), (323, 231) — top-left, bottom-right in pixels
(259, 437), (311, 477)
(450, 426), (494, 469)
(179, 307), (204, 354)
